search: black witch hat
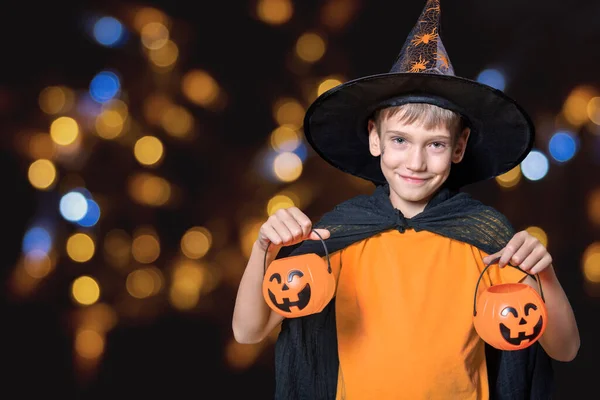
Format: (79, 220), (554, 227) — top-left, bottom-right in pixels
(303, 0), (534, 188)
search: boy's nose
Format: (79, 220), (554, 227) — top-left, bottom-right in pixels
(406, 149), (426, 171)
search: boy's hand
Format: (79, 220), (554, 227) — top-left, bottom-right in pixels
(482, 230), (553, 275)
(256, 207), (330, 253)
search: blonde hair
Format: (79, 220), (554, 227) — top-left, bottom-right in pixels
(373, 103), (464, 142)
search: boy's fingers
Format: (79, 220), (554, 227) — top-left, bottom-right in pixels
(286, 207), (314, 237)
(309, 229), (330, 240)
(482, 251), (501, 265)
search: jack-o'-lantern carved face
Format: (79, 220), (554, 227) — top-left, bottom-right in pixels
(499, 302), (544, 346)
(262, 253), (336, 318)
(474, 282), (547, 351)
(266, 270), (311, 313)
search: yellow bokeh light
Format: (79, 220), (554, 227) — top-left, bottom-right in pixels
(587, 188), (600, 226)
(240, 219), (263, 258)
(181, 69), (220, 107)
(23, 250), (53, 279)
(132, 233), (160, 264)
(134, 135), (164, 166)
(28, 159), (57, 190)
(181, 227), (212, 259)
(169, 260), (207, 310)
(50, 116), (79, 146)
(76, 303), (118, 333)
(126, 268), (160, 298)
(525, 226), (548, 248)
(320, 0), (360, 31)
(256, 0), (293, 25)
(273, 152), (303, 182)
(277, 188), (302, 209)
(587, 97), (600, 126)
(38, 86), (75, 115)
(103, 99), (128, 118)
(133, 7), (169, 33)
(141, 22), (169, 50)
(273, 98), (305, 128)
(148, 39), (179, 68)
(295, 32), (326, 63)
(562, 85), (597, 127)
(72, 275), (101, 306)
(495, 166), (522, 189)
(317, 77), (343, 97)
(128, 173), (172, 206)
(95, 110), (125, 139)
(161, 105), (193, 138)
(267, 194), (295, 216)
(582, 242), (600, 283)
(270, 125), (300, 152)
(75, 329), (104, 359)
(66, 233), (96, 263)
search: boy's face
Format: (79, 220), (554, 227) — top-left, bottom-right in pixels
(368, 114), (470, 215)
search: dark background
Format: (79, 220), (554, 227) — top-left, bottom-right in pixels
(1, 0), (598, 398)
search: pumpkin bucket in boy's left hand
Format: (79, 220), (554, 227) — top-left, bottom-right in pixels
(473, 257), (548, 351)
(262, 230), (336, 318)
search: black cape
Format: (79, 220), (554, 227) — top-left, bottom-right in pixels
(273, 184), (554, 400)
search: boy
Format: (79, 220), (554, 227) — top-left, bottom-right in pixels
(232, 1), (579, 399)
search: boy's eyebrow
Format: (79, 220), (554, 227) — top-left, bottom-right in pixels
(385, 129), (451, 141)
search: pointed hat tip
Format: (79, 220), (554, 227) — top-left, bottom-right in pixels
(390, 0), (454, 76)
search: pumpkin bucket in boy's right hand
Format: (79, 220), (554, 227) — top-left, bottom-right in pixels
(262, 230), (336, 318)
(473, 258), (547, 351)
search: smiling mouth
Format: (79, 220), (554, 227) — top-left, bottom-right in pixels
(499, 316), (544, 345)
(400, 176), (428, 184)
(268, 284), (311, 312)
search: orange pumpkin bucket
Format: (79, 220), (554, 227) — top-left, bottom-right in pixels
(262, 230), (336, 318)
(473, 257), (547, 351)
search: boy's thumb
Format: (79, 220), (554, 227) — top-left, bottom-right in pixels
(309, 229), (330, 240)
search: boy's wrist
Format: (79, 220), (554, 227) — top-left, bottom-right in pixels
(253, 240), (280, 256)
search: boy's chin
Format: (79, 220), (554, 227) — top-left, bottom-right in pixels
(389, 183), (443, 204)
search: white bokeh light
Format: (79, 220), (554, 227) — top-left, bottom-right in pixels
(521, 150), (549, 181)
(59, 191), (89, 222)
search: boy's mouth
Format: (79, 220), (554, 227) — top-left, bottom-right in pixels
(399, 175), (428, 184)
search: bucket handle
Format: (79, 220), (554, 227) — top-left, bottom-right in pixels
(263, 229), (331, 275)
(473, 256), (545, 317)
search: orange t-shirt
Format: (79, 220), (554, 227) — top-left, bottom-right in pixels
(327, 228), (526, 400)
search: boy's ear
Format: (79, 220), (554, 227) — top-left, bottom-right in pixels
(452, 127), (471, 163)
(368, 120), (381, 157)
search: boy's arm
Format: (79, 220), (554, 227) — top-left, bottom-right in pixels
(231, 207), (331, 344)
(232, 241), (284, 344)
(521, 267), (580, 362)
(483, 230), (580, 362)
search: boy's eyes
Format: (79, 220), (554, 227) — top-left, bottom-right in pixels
(390, 137), (447, 148)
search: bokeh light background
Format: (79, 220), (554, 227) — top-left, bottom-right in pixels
(1, 0), (599, 398)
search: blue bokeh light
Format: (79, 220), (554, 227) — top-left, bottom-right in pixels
(60, 191), (89, 222)
(77, 199), (101, 227)
(476, 69), (506, 91)
(22, 226), (52, 255)
(93, 16), (124, 47)
(89, 71), (121, 103)
(548, 131), (578, 163)
(294, 141), (308, 162)
(521, 150), (549, 181)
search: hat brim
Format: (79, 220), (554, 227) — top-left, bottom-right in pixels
(303, 72), (535, 188)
